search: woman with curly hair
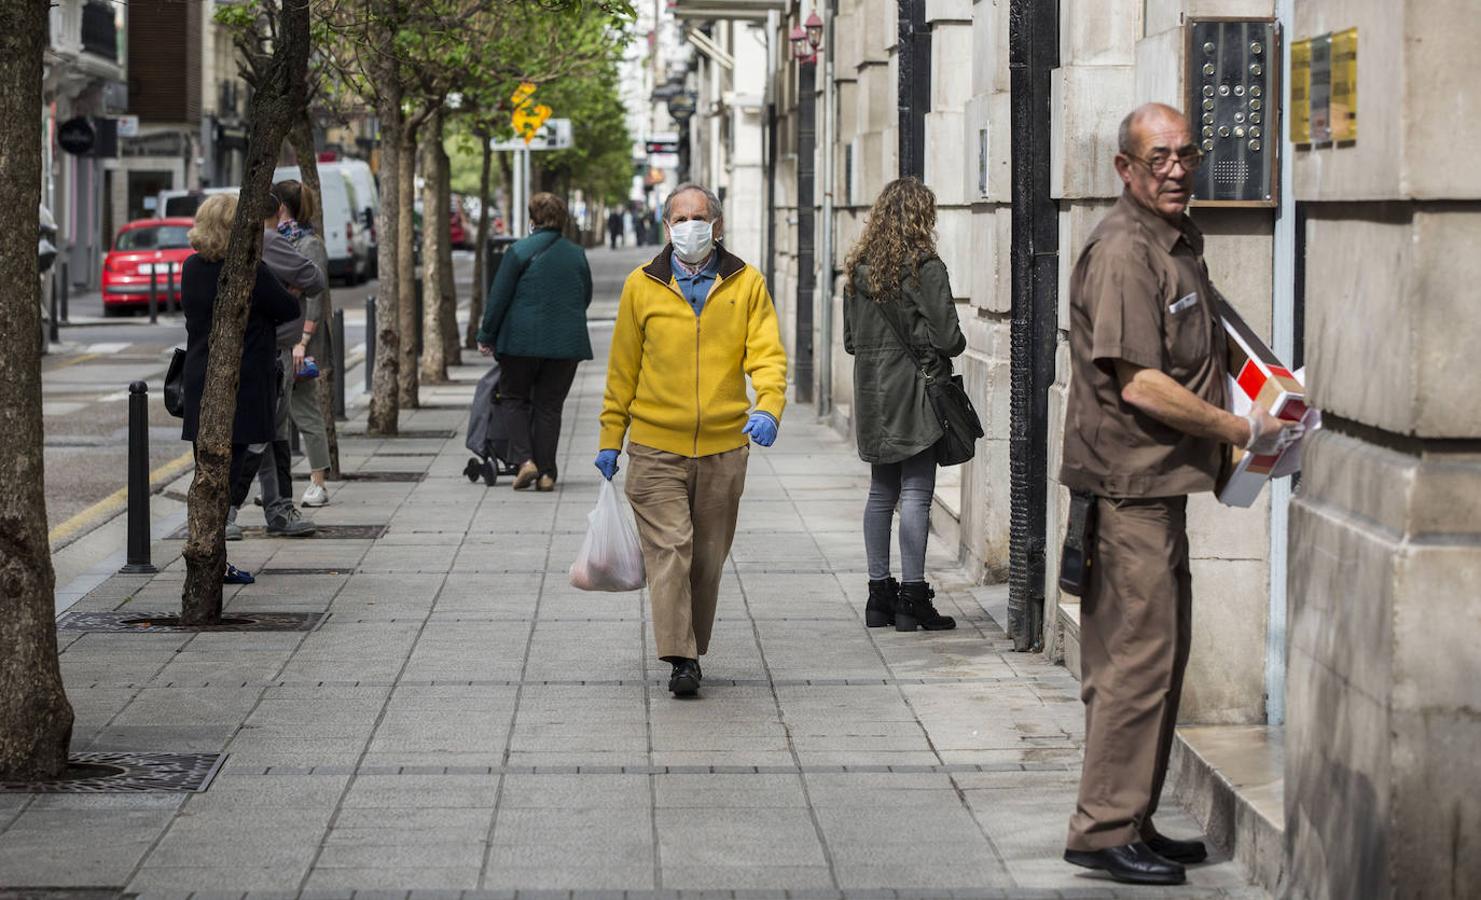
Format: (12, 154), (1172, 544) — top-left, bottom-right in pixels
(842, 177), (967, 633)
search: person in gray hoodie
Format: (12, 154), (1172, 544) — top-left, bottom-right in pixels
(224, 185), (326, 540)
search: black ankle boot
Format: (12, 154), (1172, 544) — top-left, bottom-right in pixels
(895, 581), (956, 632)
(865, 578), (899, 628)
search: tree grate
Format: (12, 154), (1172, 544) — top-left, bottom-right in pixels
(165, 522), (389, 539)
(0, 751), (225, 793)
(56, 610), (322, 633)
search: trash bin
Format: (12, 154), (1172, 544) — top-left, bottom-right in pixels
(483, 236), (519, 302)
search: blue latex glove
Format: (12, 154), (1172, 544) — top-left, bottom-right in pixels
(594, 449), (620, 480)
(742, 412), (778, 447)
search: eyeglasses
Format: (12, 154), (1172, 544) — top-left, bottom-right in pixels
(1126, 148), (1205, 176)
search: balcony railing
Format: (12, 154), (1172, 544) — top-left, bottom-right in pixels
(80, 1), (116, 62)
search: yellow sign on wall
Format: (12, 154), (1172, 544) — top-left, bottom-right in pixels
(1290, 39), (1312, 145)
(1330, 28), (1358, 142)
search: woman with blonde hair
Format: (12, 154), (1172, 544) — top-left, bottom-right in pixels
(179, 192), (301, 581)
(842, 177), (967, 632)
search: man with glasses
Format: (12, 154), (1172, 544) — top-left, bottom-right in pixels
(1058, 103), (1298, 885)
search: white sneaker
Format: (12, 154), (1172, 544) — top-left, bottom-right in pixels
(300, 483), (329, 507)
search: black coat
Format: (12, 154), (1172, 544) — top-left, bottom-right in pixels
(179, 255), (300, 445)
(843, 257), (968, 464)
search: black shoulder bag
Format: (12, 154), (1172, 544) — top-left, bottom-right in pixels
(163, 347), (186, 418)
(875, 299), (984, 467)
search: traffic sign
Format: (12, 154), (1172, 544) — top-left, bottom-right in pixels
(512, 103), (554, 144)
(490, 119), (573, 152)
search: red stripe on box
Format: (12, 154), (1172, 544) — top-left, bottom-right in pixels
(1270, 365), (1294, 380)
(1237, 360), (1267, 400)
(1280, 399), (1309, 421)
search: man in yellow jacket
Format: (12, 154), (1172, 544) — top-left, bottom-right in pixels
(595, 184), (788, 697)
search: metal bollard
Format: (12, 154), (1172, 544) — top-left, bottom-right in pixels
(167, 262), (177, 315)
(119, 382), (157, 574)
(148, 266), (158, 324)
(364, 295), (375, 394)
(59, 262), (69, 323)
(48, 275), (60, 344)
(332, 309), (346, 419)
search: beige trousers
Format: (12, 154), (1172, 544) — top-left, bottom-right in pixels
(1066, 495), (1193, 852)
(624, 442), (748, 661)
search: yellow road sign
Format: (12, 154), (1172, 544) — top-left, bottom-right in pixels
(510, 82), (537, 107)
(512, 103), (554, 144)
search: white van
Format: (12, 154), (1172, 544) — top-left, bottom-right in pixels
(153, 186), (238, 219)
(273, 164), (370, 285)
(330, 159), (380, 277)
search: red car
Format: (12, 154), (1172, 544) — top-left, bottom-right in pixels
(101, 217), (195, 315)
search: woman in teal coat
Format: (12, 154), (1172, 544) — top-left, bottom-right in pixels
(476, 192), (593, 491)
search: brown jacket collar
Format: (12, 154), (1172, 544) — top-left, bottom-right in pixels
(1118, 192), (1203, 255)
(643, 242), (747, 286)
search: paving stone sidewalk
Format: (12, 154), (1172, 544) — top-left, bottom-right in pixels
(3, 247), (1263, 898)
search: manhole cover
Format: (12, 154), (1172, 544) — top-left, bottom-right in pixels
(338, 471), (426, 483)
(56, 611), (322, 633)
(165, 522), (388, 539)
(0, 751), (225, 793)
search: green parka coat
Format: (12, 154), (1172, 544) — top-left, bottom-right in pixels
(843, 256), (967, 464)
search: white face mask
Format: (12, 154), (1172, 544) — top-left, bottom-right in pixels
(669, 219), (714, 264)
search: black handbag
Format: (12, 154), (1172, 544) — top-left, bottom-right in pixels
(163, 347), (186, 418)
(876, 297), (984, 467)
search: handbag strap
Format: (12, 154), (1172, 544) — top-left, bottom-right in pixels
(518, 232), (561, 280)
(872, 295), (936, 384)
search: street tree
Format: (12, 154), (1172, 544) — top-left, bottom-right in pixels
(0, 0), (74, 781)
(180, 0), (312, 624)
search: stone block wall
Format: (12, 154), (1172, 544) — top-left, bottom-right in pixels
(1284, 9), (1481, 893)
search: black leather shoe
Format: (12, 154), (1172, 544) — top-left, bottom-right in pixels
(1063, 841), (1186, 885)
(1144, 830), (1208, 864)
(668, 659), (701, 697)
(865, 577), (899, 628)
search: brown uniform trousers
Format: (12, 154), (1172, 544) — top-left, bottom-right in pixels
(624, 442), (749, 661)
(1066, 495), (1193, 852)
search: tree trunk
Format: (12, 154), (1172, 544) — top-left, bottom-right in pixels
(181, 0), (311, 625)
(436, 128), (459, 367)
(288, 115), (340, 478)
(366, 0), (402, 436)
(396, 126), (419, 407)
(466, 128), (492, 350)
(0, 0), (74, 781)
(499, 151), (514, 236)
(419, 110), (447, 384)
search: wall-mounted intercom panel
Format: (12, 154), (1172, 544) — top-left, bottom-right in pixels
(1186, 18), (1281, 208)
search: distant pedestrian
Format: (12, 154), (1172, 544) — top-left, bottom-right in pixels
(842, 177), (965, 633)
(178, 192), (300, 574)
(1059, 104), (1300, 886)
(477, 192), (593, 491)
(607, 209), (624, 249)
(632, 207), (647, 246)
(595, 183), (788, 697)
(224, 185), (327, 538)
(270, 179), (333, 509)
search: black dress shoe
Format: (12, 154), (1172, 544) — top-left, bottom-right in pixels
(1063, 841), (1186, 885)
(1144, 830), (1208, 864)
(668, 659), (701, 697)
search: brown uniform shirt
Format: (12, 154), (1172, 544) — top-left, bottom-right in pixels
(1060, 193), (1227, 498)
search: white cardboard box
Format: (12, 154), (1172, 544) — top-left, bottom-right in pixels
(1215, 294), (1312, 508)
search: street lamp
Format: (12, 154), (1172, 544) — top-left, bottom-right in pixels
(789, 25), (813, 64)
(805, 11), (824, 52)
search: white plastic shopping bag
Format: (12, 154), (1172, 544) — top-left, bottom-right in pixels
(569, 480), (646, 592)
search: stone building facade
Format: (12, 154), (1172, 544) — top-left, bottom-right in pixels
(676, 0), (1478, 895)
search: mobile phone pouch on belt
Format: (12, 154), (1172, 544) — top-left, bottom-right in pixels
(1058, 490), (1098, 597)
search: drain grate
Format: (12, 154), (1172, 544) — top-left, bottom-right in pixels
(165, 522), (388, 539)
(0, 751), (225, 793)
(372, 451), (437, 457)
(255, 567), (352, 576)
(338, 471), (426, 483)
(343, 427), (456, 439)
(56, 611), (322, 633)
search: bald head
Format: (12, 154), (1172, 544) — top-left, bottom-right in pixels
(1118, 103), (1189, 156)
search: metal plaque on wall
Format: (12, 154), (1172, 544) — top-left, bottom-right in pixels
(1185, 18), (1281, 207)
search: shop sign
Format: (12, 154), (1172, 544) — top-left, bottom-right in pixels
(1290, 39), (1312, 145)
(1308, 34), (1332, 143)
(1330, 28), (1357, 142)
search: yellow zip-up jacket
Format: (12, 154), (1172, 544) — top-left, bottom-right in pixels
(600, 245), (788, 458)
